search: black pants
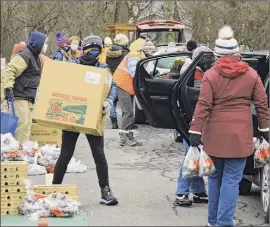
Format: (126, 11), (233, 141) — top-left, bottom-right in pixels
(53, 130), (109, 188)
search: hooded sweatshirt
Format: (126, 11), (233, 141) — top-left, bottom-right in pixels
(106, 45), (130, 74)
(2, 32), (47, 102)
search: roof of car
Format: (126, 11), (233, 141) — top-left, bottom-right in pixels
(137, 20), (185, 31)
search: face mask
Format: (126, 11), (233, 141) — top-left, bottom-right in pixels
(89, 49), (100, 58)
(71, 44), (79, 51)
(42, 43), (48, 53)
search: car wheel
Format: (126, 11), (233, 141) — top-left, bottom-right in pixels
(174, 130), (183, 143)
(133, 99), (146, 124)
(239, 178), (252, 195)
(261, 163), (269, 223)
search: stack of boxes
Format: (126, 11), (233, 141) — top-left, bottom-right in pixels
(1, 161), (28, 215)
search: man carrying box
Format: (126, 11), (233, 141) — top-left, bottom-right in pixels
(52, 35), (119, 206)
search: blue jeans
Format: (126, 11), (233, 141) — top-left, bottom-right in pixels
(176, 140), (206, 195)
(110, 101), (117, 118)
(208, 157), (247, 226)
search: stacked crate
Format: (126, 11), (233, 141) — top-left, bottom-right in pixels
(33, 185), (80, 201)
(1, 161), (28, 215)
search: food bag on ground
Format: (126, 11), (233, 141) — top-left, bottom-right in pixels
(1, 133), (20, 152)
(33, 60), (112, 136)
(182, 146), (200, 178)
(19, 179), (80, 220)
(67, 157), (87, 173)
(198, 147), (215, 176)
(40, 144), (60, 160)
(22, 141), (39, 157)
(254, 137), (270, 168)
(28, 154), (47, 176)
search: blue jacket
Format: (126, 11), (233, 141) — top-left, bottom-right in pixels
(69, 58), (117, 103)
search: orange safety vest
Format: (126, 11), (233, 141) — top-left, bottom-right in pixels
(113, 52), (142, 96)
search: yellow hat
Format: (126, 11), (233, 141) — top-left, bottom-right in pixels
(69, 36), (80, 43)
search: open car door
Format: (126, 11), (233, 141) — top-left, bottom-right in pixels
(133, 52), (191, 130)
(172, 51), (269, 146)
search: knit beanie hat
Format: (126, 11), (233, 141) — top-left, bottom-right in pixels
(69, 36), (80, 44)
(104, 37), (113, 46)
(82, 35), (103, 52)
(56, 32), (69, 47)
(12, 42), (25, 55)
(114, 34), (129, 46)
(214, 25), (239, 56)
(192, 46), (213, 60)
(186, 40), (197, 52)
(141, 39), (156, 56)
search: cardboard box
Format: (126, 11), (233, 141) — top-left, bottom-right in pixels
(33, 185), (78, 196)
(1, 207), (19, 215)
(1, 178), (25, 186)
(1, 185), (27, 193)
(1, 193), (25, 202)
(30, 122), (62, 147)
(1, 161), (28, 172)
(33, 60), (112, 136)
(1, 172), (28, 179)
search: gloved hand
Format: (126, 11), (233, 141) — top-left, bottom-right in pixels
(102, 99), (112, 116)
(4, 88), (14, 101)
(258, 130), (269, 142)
(189, 133), (203, 147)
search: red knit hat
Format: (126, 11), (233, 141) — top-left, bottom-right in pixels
(12, 42), (25, 56)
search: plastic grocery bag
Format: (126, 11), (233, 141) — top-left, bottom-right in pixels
(254, 137), (270, 168)
(67, 157), (87, 173)
(40, 144), (60, 160)
(1, 100), (19, 136)
(22, 141), (39, 157)
(1, 133), (20, 152)
(198, 147), (215, 176)
(28, 154), (47, 176)
(182, 146), (200, 178)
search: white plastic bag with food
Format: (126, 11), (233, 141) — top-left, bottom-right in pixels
(40, 144), (60, 160)
(1, 133), (20, 152)
(28, 154), (47, 176)
(67, 157), (87, 173)
(198, 147), (215, 176)
(182, 146), (200, 178)
(254, 137), (270, 168)
(22, 141), (39, 157)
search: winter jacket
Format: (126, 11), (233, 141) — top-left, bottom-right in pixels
(70, 53), (117, 103)
(99, 48), (107, 64)
(190, 56), (269, 158)
(51, 48), (69, 61)
(2, 32), (47, 103)
(113, 52), (143, 95)
(67, 49), (81, 60)
(106, 45), (129, 74)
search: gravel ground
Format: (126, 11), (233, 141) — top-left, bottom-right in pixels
(30, 115), (268, 226)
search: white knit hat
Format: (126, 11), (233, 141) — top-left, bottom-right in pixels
(142, 39), (156, 56)
(104, 37), (112, 45)
(114, 34), (129, 46)
(214, 25), (239, 56)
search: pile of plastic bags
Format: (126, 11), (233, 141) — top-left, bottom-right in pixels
(19, 180), (80, 220)
(182, 146), (216, 178)
(1, 133), (87, 175)
(253, 137), (270, 168)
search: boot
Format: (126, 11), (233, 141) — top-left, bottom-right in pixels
(193, 192), (208, 203)
(126, 131), (142, 146)
(110, 117), (118, 129)
(119, 132), (127, 146)
(100, 185), (118, 206)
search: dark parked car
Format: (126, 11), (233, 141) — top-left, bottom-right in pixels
(134, 51), (269, 223)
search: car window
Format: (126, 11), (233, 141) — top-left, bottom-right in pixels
(144, 56), (189, 79)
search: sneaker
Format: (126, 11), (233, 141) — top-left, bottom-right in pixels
(132, 124), (138, 129)
(110, 117), (118, 129)
(119, 132), (127, 146)
(174, 194), (192, 207)
(193, 192), (208, 203)
(127, 131), (142, 146)
(100, 186), (118, 206)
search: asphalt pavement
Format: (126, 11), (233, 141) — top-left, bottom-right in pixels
(30, 116), (268, 226)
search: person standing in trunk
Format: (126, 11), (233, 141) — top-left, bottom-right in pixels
(114, 39), (156, 146)
(106, 34), (130, 129)
(189, 26), (269, 226)
(2, 32), (48, 143)
(52, 35), (118, 206)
